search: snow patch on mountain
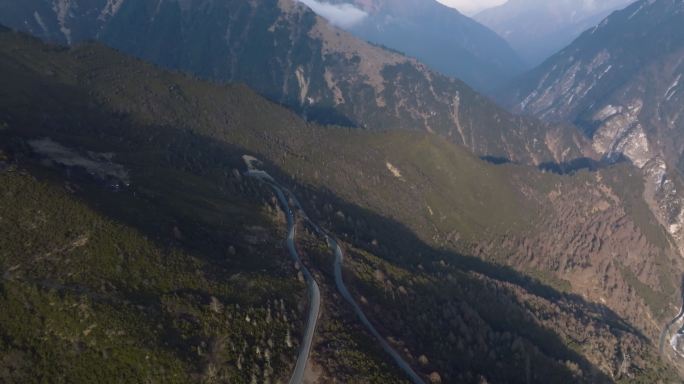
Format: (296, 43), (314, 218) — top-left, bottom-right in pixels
(33, 12), (48, 34)
(98, 0), (126, 21)
(52, 0), (74, 44)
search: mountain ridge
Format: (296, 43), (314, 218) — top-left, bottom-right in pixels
(0, 0), (587, 166)
(323, 0), (526, 91)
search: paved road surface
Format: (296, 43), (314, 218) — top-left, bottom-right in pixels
(245, 169), (320, 384)
(327, 236), (426, 384)
(246, 163), (424, 384)
(286, 183), (426, 384)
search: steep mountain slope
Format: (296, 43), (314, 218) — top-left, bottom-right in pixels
(0, 28), (681, 382)
(0, 171), (310, 383)
(0, 32), (416, 384)
(0, 37), (313, 381)
(0, 0), (586, 165)
(322, 0), (525, 91)
(475, 0), (632, 66)
(505, 0), (684, 261)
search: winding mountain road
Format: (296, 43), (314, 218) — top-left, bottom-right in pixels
(327, 236), (426, 384)
(245, 166), (320, 384)
(245, 158), (424, 384)
(277, 185), (424, 383)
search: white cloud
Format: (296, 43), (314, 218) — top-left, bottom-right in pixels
(436, 0), (508, 15)
(297, 0), (368, 28)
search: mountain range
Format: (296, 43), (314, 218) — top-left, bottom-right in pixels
(3, 0), (684, 382)
(0, 0), (587, 165)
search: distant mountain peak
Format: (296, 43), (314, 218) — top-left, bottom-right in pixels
(475, 0), (633, 65)
(316, 0), (525, 91)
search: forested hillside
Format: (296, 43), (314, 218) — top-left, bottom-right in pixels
(0, 28), (680, 382)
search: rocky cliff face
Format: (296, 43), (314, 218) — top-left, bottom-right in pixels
(0, 0), (587, 165)
(506, 0), (684, 255)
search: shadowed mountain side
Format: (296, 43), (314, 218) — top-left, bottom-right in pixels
(537, 156), (629, 175)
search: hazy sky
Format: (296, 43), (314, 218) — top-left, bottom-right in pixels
(436, 0), (508, 15)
